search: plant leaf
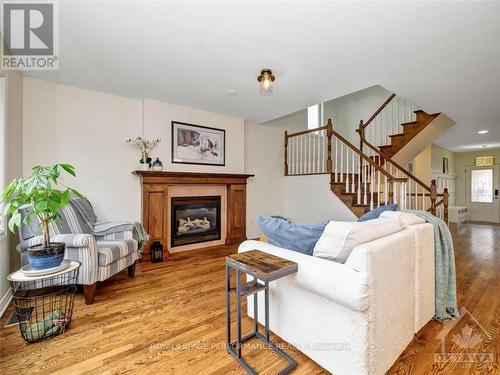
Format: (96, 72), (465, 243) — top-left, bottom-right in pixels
(59, 164), (76, 177)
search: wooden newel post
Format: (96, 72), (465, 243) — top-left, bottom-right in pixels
(358, 120), (364, 154)
(430, 179), (437, 216)
(443, 187), (449, 223)
(284, 131), (289, 176)
(326, 119), (333, 173)
(388, 181), (394, 204)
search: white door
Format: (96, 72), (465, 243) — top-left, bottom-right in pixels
(466, 165), (500, 223)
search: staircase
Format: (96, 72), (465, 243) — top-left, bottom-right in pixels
(284, 93), (450, 222)
(378, 110), (440, 158)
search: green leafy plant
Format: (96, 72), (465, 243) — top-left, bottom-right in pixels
(1, 164), (83, 248)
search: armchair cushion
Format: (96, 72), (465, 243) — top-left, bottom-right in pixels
(97, 239), (137, 266)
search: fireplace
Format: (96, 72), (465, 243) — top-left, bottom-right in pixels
(171, 196), (221, 247)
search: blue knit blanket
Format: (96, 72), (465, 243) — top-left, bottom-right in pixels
(404, 210), (459, 320)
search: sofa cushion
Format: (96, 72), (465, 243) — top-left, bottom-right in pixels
(380, 211), (426, 227)
(313, 218), (403, 263)
(239, 240), (369, 311)
(258, 216), (328, 255)
(358, 204), (398, 222)
(97, 239), (137, 267)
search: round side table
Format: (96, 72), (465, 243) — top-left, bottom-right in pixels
(7, 261), (80, 343)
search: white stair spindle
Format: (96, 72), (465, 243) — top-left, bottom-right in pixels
(345, 146), (350, 192)
(364, 160), (368, 205)
(351, 148), (355, 193)
(334, 138), (338, 182)
(370, 165), (374, 210)
(357, 155), (361, 204)
(340, 142), (344, 183)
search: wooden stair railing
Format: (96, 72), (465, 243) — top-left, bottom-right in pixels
(285, 119), (410, 217)
(357, 93), (440, 159)
(357, 112), (449, 221)
(284, 117), (448, 221)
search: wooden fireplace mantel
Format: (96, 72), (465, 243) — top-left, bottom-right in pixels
(133, 171), (254, 261)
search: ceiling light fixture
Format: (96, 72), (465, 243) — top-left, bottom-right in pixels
(257, 68), (275, 96)
(226, 89), (238, 96)
(478, 130), (488, 134)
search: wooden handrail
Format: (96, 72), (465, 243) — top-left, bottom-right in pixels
(358, 131), (432, 192)
(361, 93), (396, 129)
(285, 120), (406, 182)
(285, 125), (328, 138)
(328, 120), (402, 181)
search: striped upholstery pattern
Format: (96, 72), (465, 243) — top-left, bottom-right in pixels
(22, 233), (98, 285)
(97, 239), (137, 266)
(98, 252), (137, 282)
(18, 200), (141, 287)
(19, 204), (93, 240)
(95, 230), (134, 241)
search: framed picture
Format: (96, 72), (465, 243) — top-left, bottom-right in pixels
(442, 157), (449, 174)
(171, 121), (225, 166)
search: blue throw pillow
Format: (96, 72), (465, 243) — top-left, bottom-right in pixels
(258, 216), (328, 255)
(358, 204), (398, 222)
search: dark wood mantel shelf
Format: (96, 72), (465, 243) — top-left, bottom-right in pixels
(133, 170), (254, 185)
(133, 170), (254, 261)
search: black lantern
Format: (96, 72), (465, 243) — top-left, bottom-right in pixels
(151, 241), (163, 263)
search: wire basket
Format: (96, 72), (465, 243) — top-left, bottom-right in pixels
(10, 266), (79, 343)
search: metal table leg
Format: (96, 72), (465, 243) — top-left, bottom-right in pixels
(236, 269), (241, 358)
(253, 276), (258, 335)
(226, 262), (297, 374)
(264, 281), (269, 341)
(225, 264), (231, 352)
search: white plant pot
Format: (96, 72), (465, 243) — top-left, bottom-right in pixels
(140, 163), (150, 171)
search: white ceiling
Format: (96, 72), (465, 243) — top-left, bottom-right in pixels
(23, 1), (500, 152)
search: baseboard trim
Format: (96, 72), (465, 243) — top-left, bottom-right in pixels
(0, 288), (13, 319)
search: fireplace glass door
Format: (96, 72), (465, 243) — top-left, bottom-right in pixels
(171, 196), (221, 247)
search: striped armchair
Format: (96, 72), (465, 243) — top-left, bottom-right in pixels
(19, 199), (146, 304)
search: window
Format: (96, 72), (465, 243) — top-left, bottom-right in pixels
(470, 169), (493, 203)
(307, 103), (323, 129)
(307, 105), (319, 129)
(0, 76), (5, 237)
(475, 156), (495, 167)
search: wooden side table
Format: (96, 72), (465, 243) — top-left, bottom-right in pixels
(225, 250), (298, 374)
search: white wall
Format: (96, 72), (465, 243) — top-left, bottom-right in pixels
(263, 86), (392, 144)
(0, 69), (23, 311)
(431, 144), (457, 176)
(23, 78), (245, 222)
(143, 98), (245, 174)
(284, 175), (357, 222)
(261, 108), (307, 132)
(324, 85), (392, 145)
(245, 122), (285, 238)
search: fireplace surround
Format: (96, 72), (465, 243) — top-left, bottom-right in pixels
(133, 171), (254, 261)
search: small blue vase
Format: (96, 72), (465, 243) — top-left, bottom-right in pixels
(152, 157), (163, 171)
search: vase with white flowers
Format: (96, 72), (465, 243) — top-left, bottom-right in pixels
(126, 137), (161, 170)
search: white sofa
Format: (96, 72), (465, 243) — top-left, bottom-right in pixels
(238, 221), (435, 375)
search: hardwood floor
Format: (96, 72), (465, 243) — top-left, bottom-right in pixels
(0, 223), (498, 374)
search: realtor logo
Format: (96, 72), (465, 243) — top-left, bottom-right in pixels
(434, 307), (494, 364)
(1, 1), (58, 70)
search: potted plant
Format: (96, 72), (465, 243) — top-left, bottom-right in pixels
(1, 164), (83, 270)
(126, 137), (161, 170)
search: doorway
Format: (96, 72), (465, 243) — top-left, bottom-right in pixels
(466, 165), (499, 223)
